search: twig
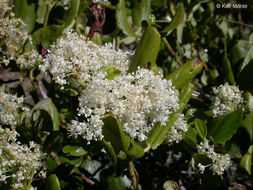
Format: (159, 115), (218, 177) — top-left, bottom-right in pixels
(129, 161), (139, 190)
(162, 37), (183, 66)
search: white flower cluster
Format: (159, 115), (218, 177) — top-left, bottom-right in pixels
(165, 114), (188, 144)
(42, 30), (180, 142)
(212, 83), (243, 117)
(197, 140), (231, 175)
(0, 92), (29, 126)
(70, 68), (179, 141)
(41, 30), (132, 86)
(0, 15), (42, 69)
(0, 127), (46, 189)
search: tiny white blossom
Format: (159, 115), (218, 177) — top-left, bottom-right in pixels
(70, 68), (180, 141)
(165, 114), (189, 144)
(41, 30), (132, 86)
(0, 92), (30, 126)
(197, 140), (231, 175)
(0, 16), (41, 69)
(212, 83), (243, 117)
(0, 127), (46, 189)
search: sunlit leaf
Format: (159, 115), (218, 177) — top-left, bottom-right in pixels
(208, 109), (243, 143)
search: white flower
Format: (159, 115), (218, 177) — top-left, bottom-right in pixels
(197, 140), (231, 175)
(70, 68), (179, 141)
(212, 83), (243, 117)
(41, 30), (132, 86)
(165, 114), (188, 144)
(0, 92), (29, 126)
(0, 16), (41, 69)
(0, 127), (46, 189)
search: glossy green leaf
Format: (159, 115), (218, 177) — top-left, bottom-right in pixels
(128, 26), (161, 73)
(116, 0), (137, 37)
(14, 0), (36, 33)
(62, 145), (87, 156)
(240, 46), (253, 72)
(46, 157), (58, 173)
(208, 109), (243, 143)
(222, 56), (235, 85)
(62, 0), (80, 28)
(46, 174), (61, 190)
(241, 111), (253, 143)
(32, 110), (53, 138)
(239, 145), (253, 175)
(146, 83), (194, 149)
(108, 176), (127, 190)
(231, 43), (247, 65)
(194, 118), (207, 141)
(162, 4), (184, 36)
(133, 0), (151, 26)
(36, 0), (47, 24)
(102, 139), (117, 165)
(81, 160), (102, 175)
(239, 60), (253, 94)
(166, 60), (203, 89)
(32, 98), (60, 131)
(102, 114), (145, 159)
(163, 180), (179, 190)
(183, 126), (198, 149)
(32, 25), (64, 48)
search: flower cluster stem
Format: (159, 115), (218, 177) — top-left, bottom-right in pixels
(129, 161), (139, 190)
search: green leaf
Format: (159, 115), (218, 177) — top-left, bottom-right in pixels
(36, 0), (47, 24)
(46, 157), (58, 173)
(241, 111), (253, 143)
(45, 174), (61, 190)
(231, 43), (247, 65)
(222, 56), (235, 85)
(240, 145), (253, 175)
(91, 33), (102, 46)
(163, 180), (179, 190)
(162, 4), (184, 36)
(102, 114), (145, 159)
(133, 0), (151, 26)
(62, 145), (87, 156)
(14, 0), (36, 33)
(102, 139), (117, 165)
(32, 25), (64, 48)
(101, 66), (121, 80)
(146, 83), (194, 149)
(240, 46), (253, 72)
(108, 176), (127, 190)
(183, 126), (198, 149)
(32, 110), (54, 138)
(128, 26), (161, 73)
(32, 98), (60, 131)
(239, 60), (253, 94)
(208, 109), (243, 143)
(166, 60), (203, 89)
(81, 160), (102, 175)
(116, 0), (137, 37)
(194, 119), (207, 141)
(62, 0), (80, 28)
